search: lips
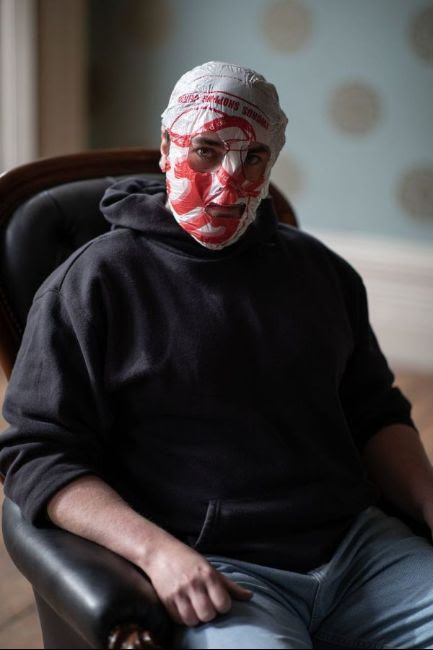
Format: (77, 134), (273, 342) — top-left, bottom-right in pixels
(205, 202), (246, 219)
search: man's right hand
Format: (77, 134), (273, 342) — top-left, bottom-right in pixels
(141, 538), (253, 627)
(47, 475), (253, 628)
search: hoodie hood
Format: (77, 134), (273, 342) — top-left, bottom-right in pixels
(100, 177), (279, 258)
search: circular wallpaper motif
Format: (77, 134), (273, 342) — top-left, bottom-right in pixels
(328, 81), (382, 135)
(409, 5), (433, 63)
(262, 0), (313, 52)
(271, 153), (306, 199)
(397, 165), (433, 219)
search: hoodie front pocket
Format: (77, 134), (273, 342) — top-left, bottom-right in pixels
(191, 488), (367, 552)
(192, 496), (291, 554)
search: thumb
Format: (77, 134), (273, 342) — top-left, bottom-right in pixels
(220, 574), (253, 600)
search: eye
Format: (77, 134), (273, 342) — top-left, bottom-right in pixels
(194, 147), (218, 159)
(245, 153), (263, 166)
(187, 143), (223, 173)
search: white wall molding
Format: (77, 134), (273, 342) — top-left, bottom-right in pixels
(309, 229), (433, 372)
(0, 0), (38, 171)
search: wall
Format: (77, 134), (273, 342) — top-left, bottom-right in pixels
(38, 0), (88, 157)
(89, 0), (433, 243)
(88, 0), (433, 369)
(0, 0), (38, 170)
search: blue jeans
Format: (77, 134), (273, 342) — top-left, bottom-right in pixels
(172, 507), (433, 649)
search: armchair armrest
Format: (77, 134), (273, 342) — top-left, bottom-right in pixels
(2, 497), (172, 648)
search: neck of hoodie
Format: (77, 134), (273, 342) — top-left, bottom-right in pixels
(100, 178), (279, 260)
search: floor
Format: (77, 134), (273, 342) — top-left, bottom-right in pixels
(0, 366), (432, 649)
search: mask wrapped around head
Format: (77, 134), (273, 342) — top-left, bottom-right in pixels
(160, 61), (288, 249)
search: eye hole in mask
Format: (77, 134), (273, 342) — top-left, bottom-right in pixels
(187, 134), (271, 183)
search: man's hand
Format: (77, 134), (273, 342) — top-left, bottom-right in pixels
(47, 475), (253, 627)
(141, 537), (253, 627)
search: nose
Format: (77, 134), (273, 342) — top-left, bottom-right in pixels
(220, 149), (244, 182)
(213, 151), (245, 204)
(213, 173), (241, 205)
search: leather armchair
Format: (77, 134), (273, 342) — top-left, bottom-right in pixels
(0, 149), (298, 649)
(2, 497), (169, 649)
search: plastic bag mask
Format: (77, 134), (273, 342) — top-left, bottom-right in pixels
(160, 62), (288, 250)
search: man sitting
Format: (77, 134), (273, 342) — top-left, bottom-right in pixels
(1, 61), (433, 649)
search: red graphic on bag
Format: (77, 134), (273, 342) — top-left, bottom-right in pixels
(166, 111), (267, 246)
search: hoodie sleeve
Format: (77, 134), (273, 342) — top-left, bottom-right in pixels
(0, 286), (111, 524)
(338, 274), (415, 451)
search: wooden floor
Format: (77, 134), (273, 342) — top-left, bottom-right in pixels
(0, 370), (43, 649)
(0, 367), (433, 649)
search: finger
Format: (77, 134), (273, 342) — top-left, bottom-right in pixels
(205, 571), (232, 614)
(175, 592), (200, 627)
(220, 574), (254, 600)
(188, 583), (217, 623)
(163, 599), (184, 626)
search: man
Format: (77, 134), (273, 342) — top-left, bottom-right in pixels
(1, 61), (433, 649)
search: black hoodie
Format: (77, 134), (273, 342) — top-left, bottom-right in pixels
(0, 178), (414, 572)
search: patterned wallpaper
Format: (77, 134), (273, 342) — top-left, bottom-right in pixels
(89, 0), (433, 243)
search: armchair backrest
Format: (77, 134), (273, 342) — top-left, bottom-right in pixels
(0, 148), (297, 378)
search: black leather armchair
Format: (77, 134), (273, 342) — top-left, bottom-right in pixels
(0, 149), (298, 649)
(2, 498), (169, 649)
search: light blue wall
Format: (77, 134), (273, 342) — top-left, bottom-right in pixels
(89, 0), (433, 243)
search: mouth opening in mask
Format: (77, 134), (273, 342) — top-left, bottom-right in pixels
(205, 203), (246, 219)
